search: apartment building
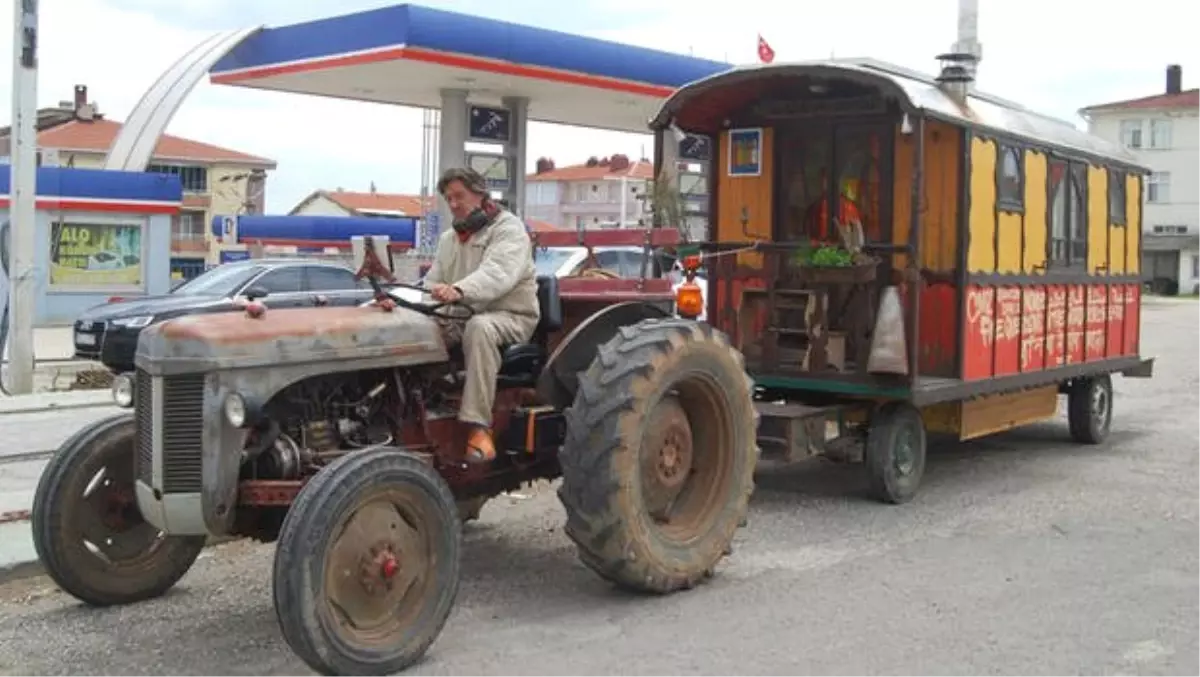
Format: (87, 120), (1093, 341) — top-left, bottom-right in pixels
(1080, 65), (1199, 295)
(0, 86), (277, 281)
(524, 154), (655, 230)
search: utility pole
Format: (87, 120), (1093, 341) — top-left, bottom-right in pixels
(7, 0), (39, 394)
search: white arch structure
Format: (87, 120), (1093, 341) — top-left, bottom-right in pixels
(103, 27), (262, 172)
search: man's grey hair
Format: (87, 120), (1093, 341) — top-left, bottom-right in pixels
(436, 167), (489, 197)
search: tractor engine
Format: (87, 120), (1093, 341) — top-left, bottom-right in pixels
(239, 371), (405, 483)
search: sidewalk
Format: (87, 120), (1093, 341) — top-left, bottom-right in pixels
(2, 326), (110, 398)
(0, 405), (124, 579)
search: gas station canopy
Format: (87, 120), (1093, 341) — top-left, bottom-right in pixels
(209, 4), (731, 134)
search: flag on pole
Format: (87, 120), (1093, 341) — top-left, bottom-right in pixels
(757, 34), (775, 64)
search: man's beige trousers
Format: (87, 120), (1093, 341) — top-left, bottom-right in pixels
(440, 311), (538, 427)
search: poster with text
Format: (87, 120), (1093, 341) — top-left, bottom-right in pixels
(50, 221), (143, 288)
(728, 128), (762, 177)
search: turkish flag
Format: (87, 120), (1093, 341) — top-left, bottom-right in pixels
(757, 34), (775, 64)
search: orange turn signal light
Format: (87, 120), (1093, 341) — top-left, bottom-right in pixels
(675, 281), (704, 319)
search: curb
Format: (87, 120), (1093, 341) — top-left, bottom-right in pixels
(0, 400), (113, 416)
(0, 525), (242, 586)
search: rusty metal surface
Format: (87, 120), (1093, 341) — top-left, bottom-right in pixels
(136, 305), (449, 375)
(238, 480), (304, 507)
(536, 301), (672, 409)
(641, 396), (693, 518)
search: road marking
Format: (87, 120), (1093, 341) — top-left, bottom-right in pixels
(0, 450), (53, 466)
(1123, 639), (1173, 664)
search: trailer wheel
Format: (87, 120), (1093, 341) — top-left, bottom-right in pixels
(864, 402), (927, 505)
(273, 448), (461, 676)
(31, 413), (206, 607)
(557, 318), (758, 594)
(1067, 374), (1112, 444)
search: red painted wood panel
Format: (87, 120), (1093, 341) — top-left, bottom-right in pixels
(1105, 285), (1126, 358)
(918, 282), (958, 377)
(1124, 284), (1141, 356)
(1085, 284), (1109, 362)
(712, 274), (767, 346)
(1020, 286), (1047, 372)
(963, 285), (995, 381)
(1045, 285), (1067, 369)
(1065, 285), (1087, 364)
(993, 286), (1021, 376)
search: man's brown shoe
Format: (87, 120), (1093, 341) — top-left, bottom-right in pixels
(465, 427), (496, 464)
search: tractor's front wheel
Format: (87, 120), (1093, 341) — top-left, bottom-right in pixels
(272, 448), (461, 676)
(557, 319), (758, 593)
(31, 413), (206, 607)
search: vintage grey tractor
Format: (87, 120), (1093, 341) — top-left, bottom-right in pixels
(30, 229), (758, 676)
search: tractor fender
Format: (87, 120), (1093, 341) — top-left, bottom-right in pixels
(535, 301), (672, 410)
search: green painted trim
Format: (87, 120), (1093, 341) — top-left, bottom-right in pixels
(754, 375), (911, 399)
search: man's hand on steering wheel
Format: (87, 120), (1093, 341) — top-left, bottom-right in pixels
(430, 283), (463, 304)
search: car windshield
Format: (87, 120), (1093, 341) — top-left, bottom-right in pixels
(532, 249), (579, 277)
(171, 264), (264, 297)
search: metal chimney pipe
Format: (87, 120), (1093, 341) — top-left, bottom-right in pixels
(950, 0), (982, 86)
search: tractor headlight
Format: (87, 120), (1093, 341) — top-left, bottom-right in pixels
(224, 393), (247, 428)
(111, 373), (135, 408)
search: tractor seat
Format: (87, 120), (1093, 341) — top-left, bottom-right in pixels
(497, 275), (563, 388)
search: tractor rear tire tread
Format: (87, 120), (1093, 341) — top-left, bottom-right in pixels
(557, 318), (758, 594)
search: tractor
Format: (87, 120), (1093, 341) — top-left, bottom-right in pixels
(30, 228), (758, 676)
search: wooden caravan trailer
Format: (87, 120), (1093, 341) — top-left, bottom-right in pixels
(650, 57), (1156, 503)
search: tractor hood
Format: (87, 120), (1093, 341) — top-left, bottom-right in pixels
(134, 305), (449, 375)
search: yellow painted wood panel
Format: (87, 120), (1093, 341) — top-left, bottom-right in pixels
(1022, 151), (1048, 272)
(1109, 223), (1127, 274)
(968, 137), (997, 273)
(1087, 165), (1108, 273)
(1125, 174), (1141, 274)
(996, 212), (1022, 273)
(716, 128), (774, 268)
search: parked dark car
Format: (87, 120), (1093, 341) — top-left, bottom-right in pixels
(73, 258), (377, 373)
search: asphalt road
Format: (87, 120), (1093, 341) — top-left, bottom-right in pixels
(0, 299), (1195, 676)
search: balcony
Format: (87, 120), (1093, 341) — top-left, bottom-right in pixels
(171, 232), (208, 253)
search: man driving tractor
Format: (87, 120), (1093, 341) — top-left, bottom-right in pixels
(424, 167), (540, 464)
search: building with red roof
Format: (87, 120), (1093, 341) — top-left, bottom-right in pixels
(0, 85), (277, 280)
(524, 153), (655, 231)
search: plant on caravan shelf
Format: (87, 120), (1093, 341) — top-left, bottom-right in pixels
(791, 218), (868, 268)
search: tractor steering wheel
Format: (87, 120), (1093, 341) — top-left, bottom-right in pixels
(380, 282), (476, 320)
(390, 295), (475, 321)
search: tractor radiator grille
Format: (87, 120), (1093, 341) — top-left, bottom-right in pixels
(135, 368), (154, 485)
(135, 369), (206, 493)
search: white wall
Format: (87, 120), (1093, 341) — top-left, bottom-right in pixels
(1087, 109), (1199, 233)
(1179, 246), (1200, 295)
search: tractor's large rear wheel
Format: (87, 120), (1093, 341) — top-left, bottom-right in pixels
(557, 318), (758, 593)
(272, 448), (461, 676)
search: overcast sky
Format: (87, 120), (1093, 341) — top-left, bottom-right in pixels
(0, 0), (1192, 214)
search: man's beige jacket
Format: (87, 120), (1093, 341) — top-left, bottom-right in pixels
(423, 210), (540, 320)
